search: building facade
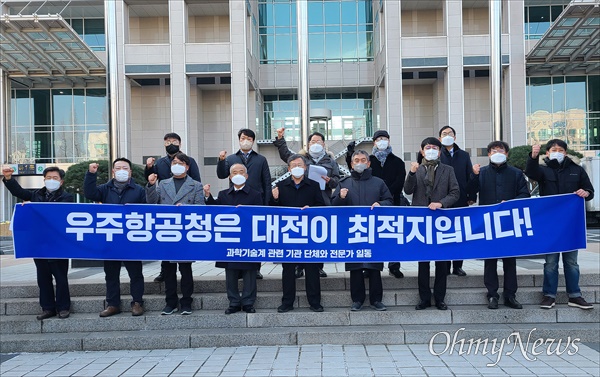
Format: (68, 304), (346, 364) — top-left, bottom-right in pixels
(1, 0), (599, 220)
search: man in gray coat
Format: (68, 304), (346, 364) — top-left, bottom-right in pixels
(404, 137), (459, 311)
(332, 150), (393, 311)
(146, 152), (204, 315)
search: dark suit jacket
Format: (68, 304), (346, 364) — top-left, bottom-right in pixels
(216, 150), (271, 205)
(404, 163), (460, 208)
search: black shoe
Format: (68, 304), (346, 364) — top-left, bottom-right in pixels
(153, 272), (164, 283)
(295, 267), (304, 279)
(370, 302), (387, 311)
(161, 306), (178, 315)
(310, 304), (324, 312)
(277, 304), (293, 313)
(488, 297), (499, 309)
(242, 305), (256, 313)
(415, 300), (431, 310)
(319, 269), (327, 278)
(36, 310), (56, 320)
(180, 307), (192, 315)
(540, 296), (556, 309)
(225, 306), (241, 314)
(350, 302), (363, 311)
(389, 269), (404, 279)
(452, 268), (467, 277)
(435, 301), (448, 310)
(505, 297), (523, 309)
(58, 310), (70, 319)
(256, 271), (263, 279)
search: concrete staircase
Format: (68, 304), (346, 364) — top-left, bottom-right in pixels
(1, 273), (598, 353)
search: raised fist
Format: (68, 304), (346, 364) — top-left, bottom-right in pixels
(148, 173), (157, 186)
(89, 163), (99, 174)
(2, 166), (15, 180)
(272, 186), (279, 200)
(340, 188), (349, 199)
(410, 162), (419, 173)
(203, 184), (211, 197)
(347, 141), (356, 153)
(219, 151), (227, 161)
(146, 157), (155, 168)
(472, 164), (481, 175)
(531, 145), (541, 159)
(276, 127), (285, 140)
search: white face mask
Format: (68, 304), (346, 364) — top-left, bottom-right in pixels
(171, 164), (186, 176)
(441, 136), (455, 147)
(424, 149), (439, 161)
(490, 152), (507, 164)
(290, 166), (305, 178)
(353, 163), (367, 173)
(231, 174), (246, 186)
(114, 170), (130, 182)
(309, 143), (324, 157)
(240, 140), (253, 151)
(44, 179), (61, 192)
(549, 152), (565, 164)
(375, 140), (389, 150)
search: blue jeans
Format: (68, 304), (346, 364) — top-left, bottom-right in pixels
(543, 251), (581, 298)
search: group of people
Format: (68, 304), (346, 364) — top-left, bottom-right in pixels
(1, 127), (594, 321)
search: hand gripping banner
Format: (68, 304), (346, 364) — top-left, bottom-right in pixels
(12, 194), (586, 262)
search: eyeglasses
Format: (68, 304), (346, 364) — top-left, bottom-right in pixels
(308, 140), (324, 145)
(164, 140), (180, 146)
(490, 149), (506, 154)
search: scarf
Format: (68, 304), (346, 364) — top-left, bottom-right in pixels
(372, 146), (392, 167)
(422, 159), (439, 202)
(113, 179), (128, 194)
(310, 150), (326, 164)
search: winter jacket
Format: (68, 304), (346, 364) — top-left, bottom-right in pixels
(146, 176), (204, 206)
(217, 150), (271, 205)
(270, 176), (326, 208)
(144, 154), (201, 182)
(404, 164), (460, 208)
(273, 137), (340, 204)
(467, 163), (530, 205)
(332, 168), (393, 271)
(440, 144), (475, 207)
(84, 172), (146, 204)
(525, 155), (594, 201)
(208, 185), (264, 270)
(3, 178), (73, 203)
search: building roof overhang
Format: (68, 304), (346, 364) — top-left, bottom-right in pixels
(0, 13), (105, 86)
(526, 0), (600, 76)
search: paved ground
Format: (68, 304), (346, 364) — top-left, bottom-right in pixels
(0, 230), (598, 376)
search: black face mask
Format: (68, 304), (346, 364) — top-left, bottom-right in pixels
(166, 144), (180, 155)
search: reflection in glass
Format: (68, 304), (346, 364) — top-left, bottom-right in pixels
(52, 89), (73, 126)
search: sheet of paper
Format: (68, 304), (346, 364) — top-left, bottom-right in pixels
(308, 164), (328, 190)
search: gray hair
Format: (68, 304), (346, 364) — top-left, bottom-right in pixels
(229, 163), (247, 175)
(287, 154), (308, 166)
(351, 150), (370, 160)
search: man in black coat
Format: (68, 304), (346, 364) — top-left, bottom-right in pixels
(346, 130), (406, 279)
(439, 126), (475, 277)
(204, 163), (263, 314)
(270, 154), (326, 313)
(145, 132), (201, 283)
(525, 139), (594, 310)
(84, 158), (146, 317)
(333, 150), (394, 312)
(2, 166), (73, 320)
(468, 141), (530, 310)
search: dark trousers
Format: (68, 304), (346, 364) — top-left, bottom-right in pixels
(225, 268), (257, 307)
(297, 263), (324, 269)
(104, 260), (144, 307)
(349, 269), (383, 305)
(388, 262), (401, 271)
(34, 259), (71, 312)
(282, 263), (321, 307)
(164, 262), (193, 308)
(484, 258), (517, 299)
(418, 261), (448, 303)
(447, 260), (464, 271)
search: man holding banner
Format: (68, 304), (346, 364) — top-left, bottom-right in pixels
(84, 158), (147, 317)
(405, 137), (460, 311)
(469, 141), (530, 310)
(333, 150), (393, 312)
(2, 166), (73, 320)
(271, 154), (326, 313)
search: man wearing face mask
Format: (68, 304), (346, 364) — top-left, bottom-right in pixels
(84, 158), (146, 317)
(273, 127), (340, 278)
(468, 141), (530, 310)
(525, 139), (594, 310)
(405, 137), (460, 311)
(204, 164), (263, 314)
(332, 150), (394, 311)
(438, 126), (475, 277)
(2, 166), (73, 320)
(146, 153), (204, 315)
(270, 155), (326, 313)
(145, 132), (201, 283)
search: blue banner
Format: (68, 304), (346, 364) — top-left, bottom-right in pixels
(12, 194), (586, 262)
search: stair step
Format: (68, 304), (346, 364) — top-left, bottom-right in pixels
(1, 322), (597, 353)
(3, 287), (598, 315)
(2, 305), (598, 335)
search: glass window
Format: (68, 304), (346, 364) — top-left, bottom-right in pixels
(552, 77), (565, 112)
(74, 89), (85, 125)
(70, 19), (84, 35)
(341, 1), (357, 25)
(273, 3), (291, 27)
(86, 89), (107, 125)
(588, 75), (600, 112)
(84, 19), (106, 50)
(324, 2), (341, 25)
(12, 90), (32, 127)
(565, 76), (587, 111)
(52, 89), (73, 126)
(529, 77), (552, 113)
(342, 33), (357, 60)
(32, 90), (51, 126)
(308, 2), (323, 25)
(527, 6), (550, 38)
